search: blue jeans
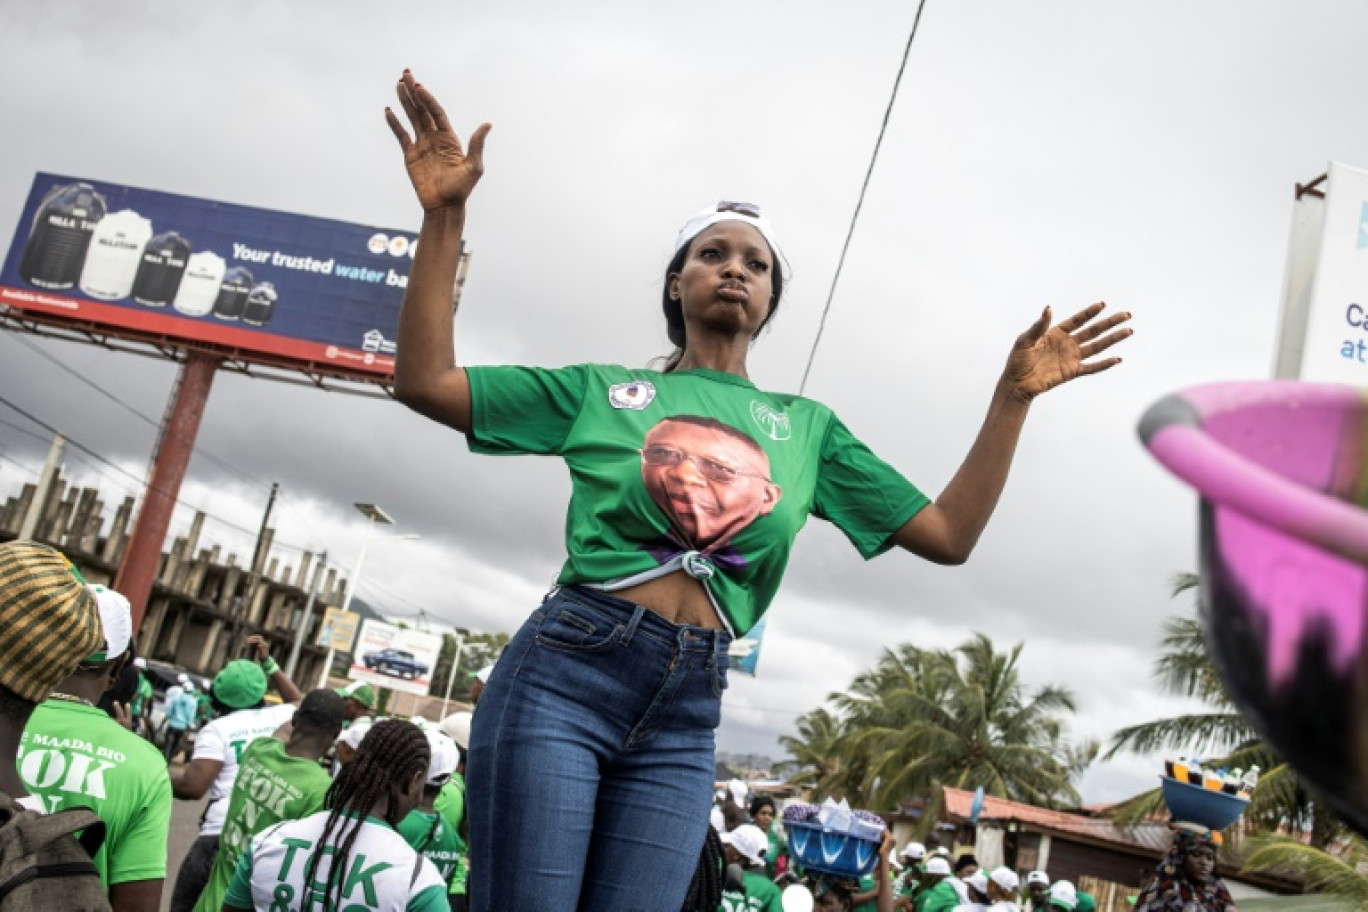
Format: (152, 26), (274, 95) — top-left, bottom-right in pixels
(467, 586), (731, 912)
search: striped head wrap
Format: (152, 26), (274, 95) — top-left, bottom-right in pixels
(0, 541), (104, 702)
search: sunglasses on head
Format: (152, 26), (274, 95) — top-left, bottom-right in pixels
(716, 200), (761, 218)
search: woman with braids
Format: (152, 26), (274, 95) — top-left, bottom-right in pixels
(386, 67), (1131, 912)
(220, 719), (447, 911)
(1133, 827), (1236, 912)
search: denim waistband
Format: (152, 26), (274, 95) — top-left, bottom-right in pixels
(556, 585), (732, 654)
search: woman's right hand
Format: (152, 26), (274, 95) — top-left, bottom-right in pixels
(385, 70), (492, 213)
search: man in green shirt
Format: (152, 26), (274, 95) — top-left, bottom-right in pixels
(400, 728), (467, 908)
(19, 583), (171, 912)
(719, 823), (783, 912)
(915, 857), (960, 912)
(129, 657), (154, 739)
(192, 688), (345, 912)
(435, 711), (471, 910)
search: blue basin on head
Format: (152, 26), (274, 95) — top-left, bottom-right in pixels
(1159, 776), (1248, 830)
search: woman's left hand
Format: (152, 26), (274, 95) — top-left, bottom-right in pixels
(1003, 302), (1131, 402)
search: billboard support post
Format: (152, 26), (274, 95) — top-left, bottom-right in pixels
(440, 630), (467, 718)
(114, 351), (220, 629)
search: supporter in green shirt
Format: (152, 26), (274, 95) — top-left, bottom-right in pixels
(916, 858), (960, 912)
(19, 583), (171, 912)
(192, 688), (345, 912)
(719, 824), (783, 912)
(401, 727), (468, 908)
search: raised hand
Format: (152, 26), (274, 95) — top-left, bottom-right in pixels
(1003, 302), (1132, 401)
(245, 633), (270, 663)
(385, 70), (492, 212)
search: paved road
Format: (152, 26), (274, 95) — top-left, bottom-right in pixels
(164, 759), (208, 912)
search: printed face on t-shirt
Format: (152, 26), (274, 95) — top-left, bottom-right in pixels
(640, 416), (781, 552)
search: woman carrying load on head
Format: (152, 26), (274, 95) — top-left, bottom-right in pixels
(1134, 827), (1236, 912)
(384, 69), (1132, 912)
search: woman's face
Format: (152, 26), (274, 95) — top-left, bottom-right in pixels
(1184, 844), (1216, 882)
(669, 221), (775, 340)
(753, 805), (775, 831)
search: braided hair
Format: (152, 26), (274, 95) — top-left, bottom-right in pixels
(302, 719), (430, 911)
(680, 825), (725, 911)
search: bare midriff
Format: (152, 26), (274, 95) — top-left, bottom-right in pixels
(613, 571), (727, 630)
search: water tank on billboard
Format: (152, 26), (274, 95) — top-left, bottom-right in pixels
(78, 210), (153, 300)
(18, 182), (109, 290)
(131, 231), (193, 307)
(212, 266), (254, 320)
(172, 251), (226, 316)
(242, 282), (277, 327)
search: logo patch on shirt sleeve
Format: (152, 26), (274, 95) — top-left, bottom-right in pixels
(608, 380), (657, 410)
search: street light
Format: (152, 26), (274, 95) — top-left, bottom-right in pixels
(440, 627), (471, 718)
(316, 503), (420, 687)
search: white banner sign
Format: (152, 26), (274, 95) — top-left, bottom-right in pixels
(1300, 161), (1368, 384)
(347, 618), (443, 697)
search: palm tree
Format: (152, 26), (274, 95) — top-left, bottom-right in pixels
(777, 707), (845, 798)
(1105, 575), (1345, 847)
(1242, 835), (1368, 911)
(780, 633), (1084, 830)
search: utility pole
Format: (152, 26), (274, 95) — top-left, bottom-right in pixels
(285, 550), (326, 679)
(229, 482), (278, 657)
(18, 432), (66, 541)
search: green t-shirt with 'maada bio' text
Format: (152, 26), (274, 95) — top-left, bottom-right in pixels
(193, 736), (333, 912)
(467, 364), (929, 635)
(19, 698), (172, 887)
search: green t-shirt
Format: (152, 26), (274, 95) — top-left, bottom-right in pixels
(918, 878), (962, 912)
(853, 873), (879, 912)
(399, 808), (467, 893)
(720, 868), (784, 912)
(131, 674), (153, 716)
(19, 698), (172, 886)
(467, 364), (929, 634)
(432, 775), (468, 895)
(764, 826), (787, 879)
(194, 737), (333, 912)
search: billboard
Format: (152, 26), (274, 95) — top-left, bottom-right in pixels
(1, 172), (429, 379)
(1296, 161), (1368, 384)
(316, 607), (361, 653)
(347, 618), (443, 697)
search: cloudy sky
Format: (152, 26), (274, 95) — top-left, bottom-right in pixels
(1, 1), (1362, 804)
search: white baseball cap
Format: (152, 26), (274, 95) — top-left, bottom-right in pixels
(901, 841), (927, 860)
(474, 665), (494, 684)
(721, 824), (768, 867)
(1049, 881), (1078, 910)
(132, 657), (147, 669)
(438, 711), (472, 749)
(925, 857), (953, 876)
(1026, 871), (1051, 887)
(990, 867), (1021, 892)
(966, 872), (989, 895)
(727, 778), (747, 806)
(423, 729), (460, 786)
(86, 585), (132, 661)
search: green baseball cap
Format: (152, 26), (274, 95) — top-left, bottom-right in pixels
(213, 660), (268, 709)
(335, 680), (376, 710)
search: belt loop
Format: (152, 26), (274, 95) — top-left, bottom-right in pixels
(619, 603), (646, 646)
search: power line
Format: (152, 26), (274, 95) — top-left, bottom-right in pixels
(0, 394), (312, 553)
(798, 0), (932, 396)
(3, 335), (351, 556)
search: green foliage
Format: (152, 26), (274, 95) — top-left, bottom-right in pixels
(779, 633), (1087, 831)
(1104, 577), (1346, 846)
(426, 630), (511, 699)
(1242, 836), (1368, 911)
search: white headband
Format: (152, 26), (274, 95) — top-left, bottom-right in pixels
(674, 202), (789, 277)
